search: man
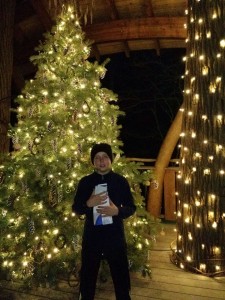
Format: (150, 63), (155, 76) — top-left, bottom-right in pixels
(72, 143), (136, 300)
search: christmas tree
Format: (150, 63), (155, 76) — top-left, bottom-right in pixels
(0, 6), (158, 287)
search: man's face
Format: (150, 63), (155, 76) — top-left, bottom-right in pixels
(93, 151), (112, 174)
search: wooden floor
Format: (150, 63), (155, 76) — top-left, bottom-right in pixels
(1, 222), (225, 300)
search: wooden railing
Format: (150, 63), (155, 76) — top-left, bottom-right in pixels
(127, 157), (180, 221)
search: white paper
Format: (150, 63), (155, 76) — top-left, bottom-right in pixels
(93, 183), (113, 225)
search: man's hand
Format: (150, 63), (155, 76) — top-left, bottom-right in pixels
(86, 191), (108, 208)
(97, 200), (119, 216)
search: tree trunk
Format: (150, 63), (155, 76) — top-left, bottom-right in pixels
(147, 105), (183, 217)
(173, 0), (225, 276)
(0, 0), (16, 153)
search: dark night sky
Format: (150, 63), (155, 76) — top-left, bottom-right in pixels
(101, 48), (186, 158)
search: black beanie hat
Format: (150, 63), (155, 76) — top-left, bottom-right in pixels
(91, 143), (113, 164)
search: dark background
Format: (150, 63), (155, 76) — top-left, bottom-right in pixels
(101, 48), (186, 158)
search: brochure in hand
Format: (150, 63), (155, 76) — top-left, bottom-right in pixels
(93, 183), (113, 225)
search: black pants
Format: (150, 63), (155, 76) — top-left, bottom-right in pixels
(79, 244), (131, 300)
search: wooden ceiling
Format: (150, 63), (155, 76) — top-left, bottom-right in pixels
(13, 0), (187, 92)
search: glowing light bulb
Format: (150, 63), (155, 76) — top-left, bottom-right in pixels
(194, 152), (201, 159)
(137, 243), (142, 250)
(220, 39), (225, 48)
(195, 200), (200, 206)
(53, 229), (59, 235)
(208, 156), (214, 162)
(185, 217), (190, 223)
(194, 93), (199, 102)
(195, 34), (200, 40)
(204, 168), (210, 175)
(200, 264), (206, 271)
(216, 144), (223, 153)
(212, 221), (217, 228)
(208, 211), (214, 221)
(42, 90), (48, 96)
(188, 232), (192, 240)
(184, 178), (190, 184)
(214, 247), (221, 255)
(191, 132), (196, 138)
(3, 261), (8, 267)
(202, 66), (208, 75)
(210, 194), (216, 201)
(217, 115), (222, 123)
(209, 83), (216, 93)
(145, 239), (149, 246)
(186, 256), (192, 262)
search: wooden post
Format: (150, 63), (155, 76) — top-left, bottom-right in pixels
(0, 0), (16, 153)
(147, 107), (183, 217)
(164, 169), (176, 221)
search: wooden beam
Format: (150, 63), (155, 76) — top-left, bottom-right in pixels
(164, 169), (176, 221)
(154, 39), (161, 56)
(105, 0), (119, 20)
(145, 0), (154, 17)
(123, 40), (130, 58)
(105, 0), (130, 57)
(85, 17), (187, 43)
(145, 0), (160, 56)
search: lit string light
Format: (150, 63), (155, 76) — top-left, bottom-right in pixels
(171, 0), (225, 276)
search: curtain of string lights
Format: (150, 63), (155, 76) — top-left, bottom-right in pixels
(171, 0), (225, 276)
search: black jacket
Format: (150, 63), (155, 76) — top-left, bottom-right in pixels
(72, 170), (136, 251)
